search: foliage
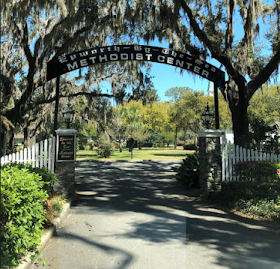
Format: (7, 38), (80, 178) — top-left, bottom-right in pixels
(2, 0), (280, 148)
(1, 166), (48, 269)
(84, 145), (91, 150)
(132, 0), (279, 146)
(249, 117), (279, 151)
(183, 144), (197, 151)
(143, 131), (165, 148)
(50, 194), (67, 214)
(175, 153), (200, 188)
(204, 182), (280, 220)
(2, 163), (58, 194)
(165, 87), (192, 102)
(143, 102), (170, 132)
(96, 143), (114, 158)
(248, 85), (280, 152)
(248, 85), (280, 127)
(76, 136), (88, 150)
(235, 196), (280, 219)
(45, 193), (68, 222)
(1, 0), (154, 148)
(168, 89), (232, 133)
(160, 130), (174, 147)
(234, 160), (280, 184)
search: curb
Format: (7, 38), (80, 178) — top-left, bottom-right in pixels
(16, 200), (72, 269)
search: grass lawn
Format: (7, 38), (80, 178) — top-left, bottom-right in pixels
(76, 147), (193, 161)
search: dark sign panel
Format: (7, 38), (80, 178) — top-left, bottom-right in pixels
(47, 45), (225, 87)
(57, 135), (75, 161)
(127, 138), (137, 149)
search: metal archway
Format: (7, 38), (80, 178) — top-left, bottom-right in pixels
(47, 45), (225, 132)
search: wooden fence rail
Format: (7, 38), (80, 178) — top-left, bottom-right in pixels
(221, 137), (280, 181)
(0, 137), (56, 173)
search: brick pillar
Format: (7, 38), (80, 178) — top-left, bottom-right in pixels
(54, 129), (77, 197)
(198, 130), (224, 192)
(54, 161), (75, 196)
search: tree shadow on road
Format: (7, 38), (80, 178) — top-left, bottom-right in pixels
(72, 161), (280, 269)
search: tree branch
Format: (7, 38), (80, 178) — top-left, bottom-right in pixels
(247, 44), (280, 99)
(225, 0), (235, 50)
(28, 92), (114, 111)
(177, 0), (246, 89)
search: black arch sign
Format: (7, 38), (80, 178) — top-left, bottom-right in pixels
(49, 45), (224, 134)
(47, 45), (225, 88)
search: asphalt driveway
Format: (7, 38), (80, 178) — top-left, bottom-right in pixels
(31, 161), (280, 269)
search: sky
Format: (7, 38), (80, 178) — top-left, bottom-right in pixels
(148, 61), (212, 102)
(97, 39), (218, 102)
(73, 18), (278, 103)
(142, 40), (216, 102)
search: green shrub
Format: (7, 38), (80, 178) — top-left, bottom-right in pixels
(77, 136), (88, 150)
(175, 153), (200, 188)
(183, 144), (197, 151)
(96, 143), (114, 158)
(87, 141), (94, 149)
(16, 144), (24, 152)
(176, 140), (185, 146)
(235, 196), (280, 219)
(234, 160), (280, 184)
(204, 182), (280, 220)
(1, 166), (49, 269)
(51, 194), (67, 214)
(3, 163), (58, 194)
(84, 145), (91, 150)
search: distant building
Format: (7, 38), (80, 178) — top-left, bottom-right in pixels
(207, 81), (214, 97)
(225, 130), (234, 143)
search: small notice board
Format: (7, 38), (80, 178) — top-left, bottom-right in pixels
(56, 129), (77, 162)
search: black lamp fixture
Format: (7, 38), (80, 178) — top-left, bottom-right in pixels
(62, 100), (75, 128)
(202, 103), (214, 129)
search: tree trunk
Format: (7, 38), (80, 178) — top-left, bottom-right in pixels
(174, 127), (178, 149)
(1, 132), (7, 156)
(24, 127), (28, 148)
(24, 126), (36, 147)
(119, 135), (123, 152)
(194, 136), (198, 152)
(183, 129), (187, 144)
(8, 131), (14, 152)
(231, 102), (250, 148)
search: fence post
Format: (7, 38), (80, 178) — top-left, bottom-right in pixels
(198, 130), (225, 192)
(35, 143), (39, 167)
(44, 139), (48, 167)
(222, 137), (226, 181)
(40, 141), (43, 167)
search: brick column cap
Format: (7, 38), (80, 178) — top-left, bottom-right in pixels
(56, 129), (77, 135)
(198, 130), (225, 138)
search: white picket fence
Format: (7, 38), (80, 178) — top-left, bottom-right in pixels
(0, 137), (56, 173)
(221, 137), (280, 181)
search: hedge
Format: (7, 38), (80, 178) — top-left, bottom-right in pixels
(1, 165), (50, 269)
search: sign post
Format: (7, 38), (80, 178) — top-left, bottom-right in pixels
(127, 138), (137, 160)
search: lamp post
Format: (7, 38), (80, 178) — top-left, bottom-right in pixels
(62, 101), (75, 128)
(202, 103), (214, 129)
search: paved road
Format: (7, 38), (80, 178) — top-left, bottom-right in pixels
(31, 161), (280, 269)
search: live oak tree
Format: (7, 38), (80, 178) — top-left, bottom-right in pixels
(2, 0), (279, 148)
(166, 87), (232, 147)
(0, 0), (154, 147)
(126, 0), (280, 147)
(165, 87), (193, 148)
(248, 84), (280, 150)
(248, 84), (280, 125)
